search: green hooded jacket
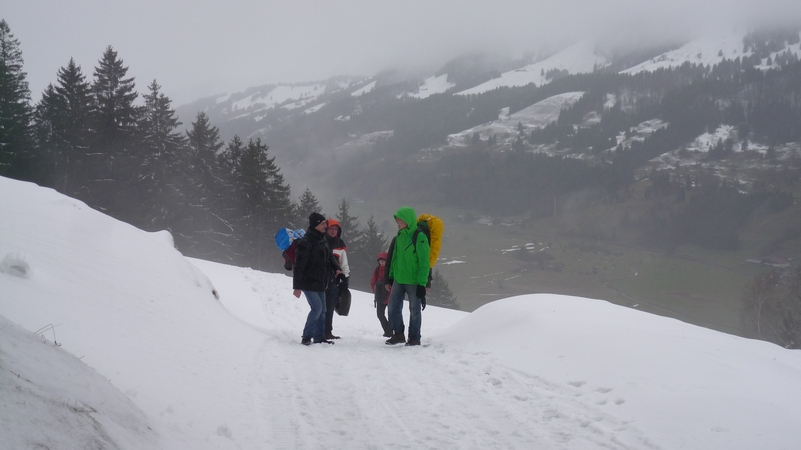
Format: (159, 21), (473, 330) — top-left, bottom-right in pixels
(389, 206), (430, 286)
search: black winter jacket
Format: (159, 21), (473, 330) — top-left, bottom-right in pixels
(293, 227), (340, 291)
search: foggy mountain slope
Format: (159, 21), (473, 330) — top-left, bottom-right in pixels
(175, 28), (800, 157)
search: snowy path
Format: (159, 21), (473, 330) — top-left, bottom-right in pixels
(194, 259), (658, 450)
(249, 325), (656, 450)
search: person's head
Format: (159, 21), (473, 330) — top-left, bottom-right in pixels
(309, 212), (327, 233)
(326, 219), (341, 238)
(377, 251), (388, 265)
(393, 206), (416, 231)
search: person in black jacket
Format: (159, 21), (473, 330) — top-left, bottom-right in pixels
(293, 212), (341, 345)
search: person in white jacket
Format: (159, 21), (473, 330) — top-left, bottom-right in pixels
(324, 219), (349, 340)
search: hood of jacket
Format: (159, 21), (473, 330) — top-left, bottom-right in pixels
(393, 206), (417, 231)
(327, 218), (342, 238)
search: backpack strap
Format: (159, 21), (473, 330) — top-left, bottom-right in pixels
(411, 222), (430, 254)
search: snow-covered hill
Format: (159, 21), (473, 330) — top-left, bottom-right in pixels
(457, 41), (607, 95)
(3, 175), (801, 449)
(0, 314), (159, 449)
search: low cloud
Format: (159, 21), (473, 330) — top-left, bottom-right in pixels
(5, 0), (800, 105)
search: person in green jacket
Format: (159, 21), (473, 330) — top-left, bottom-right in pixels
(385, 206), (430, 346)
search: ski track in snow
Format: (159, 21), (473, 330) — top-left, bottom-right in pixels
(237, 276), (657, 450)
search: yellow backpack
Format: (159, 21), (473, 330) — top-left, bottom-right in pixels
(416, 214), (443, 267)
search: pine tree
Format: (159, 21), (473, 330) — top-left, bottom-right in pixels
(92, 46), (139, 152)
(0, 19), (33, 179)
(32, 84), (60, 183)
(427, 269), (460, 309)
(360, 215), (387, 262)
(350, 214), (389, 288)
(262, 148), (293, 230)
(52, 58), (94, 195)
(140, 79), (185, 162)
(296, 187), (322, 225)
(171, 110), (230, 259)
(135, 80), (187, 229)
(210, 135), (249, 263)
(335, 198), (363, 246)
(185, 111), (224, 210)
(33, 59), (94, 194)
(187, 112), (223, 161)
(90, 46), (139, 209)
(218, 134), (245, 177)
(236, 138), (293, 269)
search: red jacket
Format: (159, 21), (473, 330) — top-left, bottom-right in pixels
(370, 251), (390, 304)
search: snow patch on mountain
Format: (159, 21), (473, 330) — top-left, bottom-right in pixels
(448, 92), (584, 146)
(755, 33), (801, 69)
(686, 125), (739, 153)
(622, 31), (749, 74)
(633, 124), (801, 186)
(457, 42), (607, 96)
(406, 74), (456, 99)
(334, 130), (394, 157)
(302, 103), (326, 115)
(612, 119), (669, 151)
(229, 84), (327, 113)
(352, 80), (377, 97)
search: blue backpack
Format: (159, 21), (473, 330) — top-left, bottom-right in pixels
(275, 228), (305, 270)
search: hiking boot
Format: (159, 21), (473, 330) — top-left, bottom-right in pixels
(325, 333), (341, 340)
(385, 333), (406, 345)
(301, 338), (312, 346)
(382, 331), (393, 338)
(313, 338), (335, 345)
(405, 339), (421, 346)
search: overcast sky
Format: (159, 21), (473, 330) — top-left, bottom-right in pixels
(5, 0), (800, 106)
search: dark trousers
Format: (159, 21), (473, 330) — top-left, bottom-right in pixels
(325, 282), (338, 335)
(376, 297), (392, 335)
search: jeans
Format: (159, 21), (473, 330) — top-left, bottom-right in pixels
(302, 290), (326, 341)
(387, 282), (422, 341)
(325, 282), (339, 335)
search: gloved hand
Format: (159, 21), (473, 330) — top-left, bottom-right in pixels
(336, 273), (347, 288)
(417, 285), (427, 310)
